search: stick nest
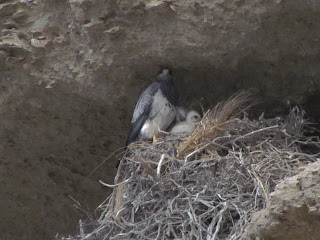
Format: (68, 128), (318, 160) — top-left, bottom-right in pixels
(63, 92), (320, 240)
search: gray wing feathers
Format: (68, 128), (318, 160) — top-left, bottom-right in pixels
(126, 113), (148, 145)
(132, 82), (160, 123)
(126, 82), (160, 145)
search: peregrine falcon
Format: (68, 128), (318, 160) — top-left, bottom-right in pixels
(170, 110), (201, 134)
(126, 69), (179, 146)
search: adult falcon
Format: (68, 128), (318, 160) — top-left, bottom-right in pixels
(126, 69), (179, 146)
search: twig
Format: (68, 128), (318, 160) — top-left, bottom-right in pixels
(232, 125), (279, 143)
(157, 154), (166, 178)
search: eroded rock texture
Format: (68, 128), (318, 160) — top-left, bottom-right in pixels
(0, 0), (320, 239)
(243, 160), (320, 240)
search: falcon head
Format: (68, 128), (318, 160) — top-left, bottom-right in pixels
(156, 68), (172, 83)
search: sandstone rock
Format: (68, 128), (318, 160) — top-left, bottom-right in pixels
(0, 0), (320, 239)
(243, 160), (320, 240)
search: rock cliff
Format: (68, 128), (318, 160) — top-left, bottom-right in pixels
(0, 0), (319, 239)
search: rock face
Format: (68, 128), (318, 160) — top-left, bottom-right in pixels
(0, 0), (320, 239)
(243, 160), (320, 240)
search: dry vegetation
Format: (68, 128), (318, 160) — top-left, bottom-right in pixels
(61, 91), (319, 240)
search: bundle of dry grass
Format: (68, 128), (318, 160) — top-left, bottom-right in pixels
(178, 90), (254, 157)
(62, 92), (319, 240)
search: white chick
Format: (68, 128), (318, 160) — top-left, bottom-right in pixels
(170, 110), (201, 134)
